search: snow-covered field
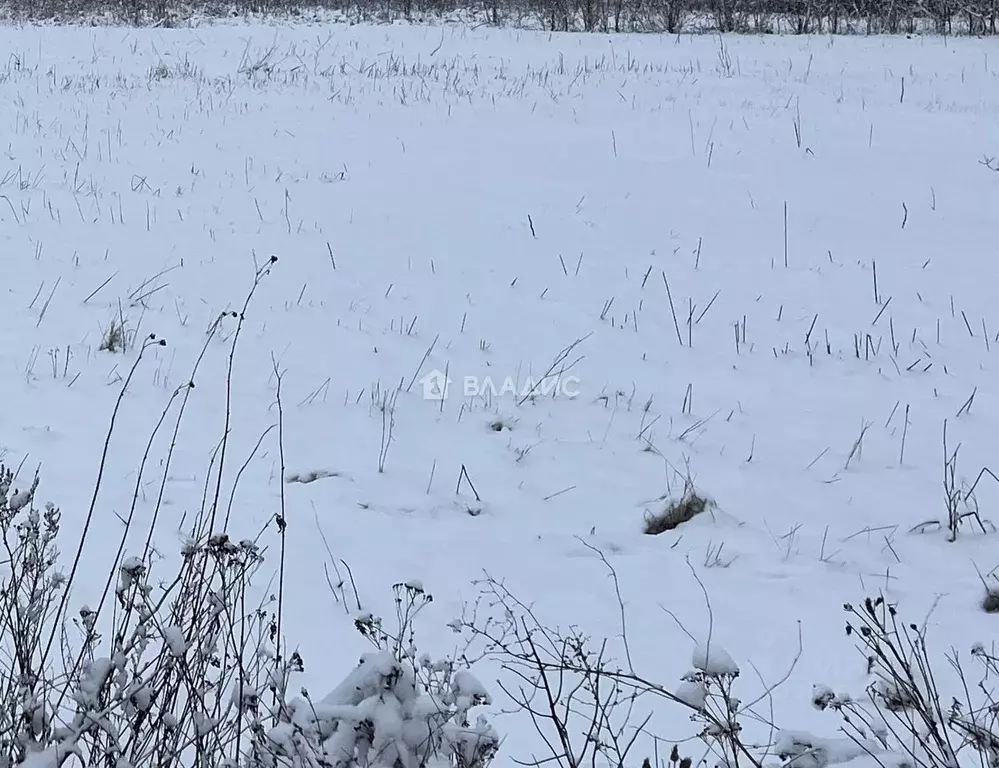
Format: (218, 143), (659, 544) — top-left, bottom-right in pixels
(1, 20), (997, 764)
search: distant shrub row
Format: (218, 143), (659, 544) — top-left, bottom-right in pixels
(1, 0), (996, 36)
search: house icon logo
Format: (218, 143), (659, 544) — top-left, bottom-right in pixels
(419, 369), (451, 401)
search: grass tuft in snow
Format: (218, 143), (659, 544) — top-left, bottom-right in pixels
(98, 308), (135, 354)
(643, 484), (713, 536)
(983, 584), (999, 614)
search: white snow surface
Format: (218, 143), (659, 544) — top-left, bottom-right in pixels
(692, 642), (740, 677)
(0, 20), (997, 763)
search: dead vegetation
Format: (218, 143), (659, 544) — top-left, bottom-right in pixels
(643, 484), (712, 535)
(983, 583), (999, 614)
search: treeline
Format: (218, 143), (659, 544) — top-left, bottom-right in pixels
(1, 0), (996, 35)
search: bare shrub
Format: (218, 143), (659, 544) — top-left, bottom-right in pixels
(457, 561), (798, 768)
(805, 597), (999, 768)
(456, 554), (996, 768)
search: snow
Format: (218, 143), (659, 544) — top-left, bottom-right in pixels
(163, 624), (188, 657)
(9, 488), (34, 511)
(18, 745), (82, 768)
(450, 668), (489, 705)
(675, 679), (708, 710)
(773, 730), (902, 768)
(692, 642), (740, 677)
(0, 18), (996, 766)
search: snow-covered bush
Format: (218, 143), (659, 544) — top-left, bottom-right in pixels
(0, 260), (498, 768)
(258, 581), (499, 768)
(0, 468), (498, 768)
(457, 573), (766, 768)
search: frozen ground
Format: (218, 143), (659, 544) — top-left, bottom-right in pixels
(0, 21), (997, 764)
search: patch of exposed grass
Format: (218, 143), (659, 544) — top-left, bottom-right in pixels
(643, 486), (712, 535)
(983, 583), (999, 614)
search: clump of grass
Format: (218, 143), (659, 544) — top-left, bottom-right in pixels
(983, 583), (999, 614)
(643, 485), (712, 535)
(99, 307), (135, 354)
(148, 61), (171, 80)
(488, 416), (516, 432)
(99, 318), (126, 352)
